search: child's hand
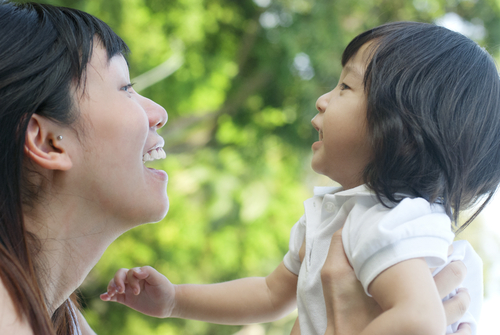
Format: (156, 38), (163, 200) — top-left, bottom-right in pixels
(100, 266), (176, 318)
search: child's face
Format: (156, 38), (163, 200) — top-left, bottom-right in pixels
(311, 43), (373, 189)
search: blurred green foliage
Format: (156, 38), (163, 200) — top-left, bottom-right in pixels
(15, 0), (500, 334)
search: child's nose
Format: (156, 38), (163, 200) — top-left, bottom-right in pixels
(315, 92), (329, 114)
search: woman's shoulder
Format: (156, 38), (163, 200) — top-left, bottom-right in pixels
(0, 277), (34, 335)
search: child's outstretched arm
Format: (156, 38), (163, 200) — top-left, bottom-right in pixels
(100, 262), (298, 325)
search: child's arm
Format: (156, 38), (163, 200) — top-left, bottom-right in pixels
(322, 230), (471, 335)
(359, 258), (446, 335)
(101, 261), (298, 325)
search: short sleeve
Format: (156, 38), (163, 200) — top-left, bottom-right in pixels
(283, 215), (306, 275)
(342, 197), (455, 295)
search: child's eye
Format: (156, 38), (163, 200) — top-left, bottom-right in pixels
(339, 83), (350, 90)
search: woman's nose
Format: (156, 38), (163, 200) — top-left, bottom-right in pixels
(142, 96), (168, 130)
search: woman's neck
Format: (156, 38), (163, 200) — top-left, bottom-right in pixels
(24, 195), (125, 315)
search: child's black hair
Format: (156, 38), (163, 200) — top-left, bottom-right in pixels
(343, 21), (500, 233)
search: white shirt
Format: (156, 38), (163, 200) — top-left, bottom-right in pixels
(283, 185), (482, 335)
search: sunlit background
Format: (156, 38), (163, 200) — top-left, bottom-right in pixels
(15, 0), (500, 334)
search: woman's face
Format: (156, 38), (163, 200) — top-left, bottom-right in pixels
(73, 45), (169, 225)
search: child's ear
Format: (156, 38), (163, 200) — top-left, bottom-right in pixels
(24, 114), (73, 171)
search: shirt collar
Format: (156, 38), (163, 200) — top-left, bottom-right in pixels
(313, 184), (373, 198)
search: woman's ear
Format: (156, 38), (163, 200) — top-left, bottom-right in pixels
(24, 114), (73, 171)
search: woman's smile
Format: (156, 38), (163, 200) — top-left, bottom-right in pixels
(74, 45), (169, 224)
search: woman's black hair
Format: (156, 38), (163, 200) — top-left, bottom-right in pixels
(342, 22), (500, 233)
(0, 1), (128, 334)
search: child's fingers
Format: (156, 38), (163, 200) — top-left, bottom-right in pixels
(100, 291), (128, 304)
(100, 292), (116, 301)
(105, 277), (121, 297)
(136, 266), (165, 285)
(131, 266), (151, 280)
(130, 265), (168, 287)
(103, 266), (165, 300)
(105, 279), (117, 297)
(111, 268), (130, 294)
(127, 267), (147, 295)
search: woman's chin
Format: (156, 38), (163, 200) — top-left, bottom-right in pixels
(143, 196), (169, 224)
(151, 199), (169, 223)
(153, 194), (170, 221)
(125, 194), (169, 227)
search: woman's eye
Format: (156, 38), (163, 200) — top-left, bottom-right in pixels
(121, 83), (135, 93)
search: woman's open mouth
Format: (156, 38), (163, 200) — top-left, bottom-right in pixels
(143, 147), (166, 164)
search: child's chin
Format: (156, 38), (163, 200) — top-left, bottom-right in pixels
(310, 158), (323, 174)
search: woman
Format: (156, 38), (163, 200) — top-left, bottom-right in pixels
(0, 2), (471, 334)
(1, 2), (167, 334)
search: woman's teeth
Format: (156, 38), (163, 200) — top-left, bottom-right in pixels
(143, 147), (166, 163)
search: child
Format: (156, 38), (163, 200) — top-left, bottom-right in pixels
(101, 22), (500, 335)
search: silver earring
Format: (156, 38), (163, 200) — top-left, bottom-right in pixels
(56, 135), (63, 140)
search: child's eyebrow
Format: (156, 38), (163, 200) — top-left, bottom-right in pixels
(343, 65), (363, 80)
